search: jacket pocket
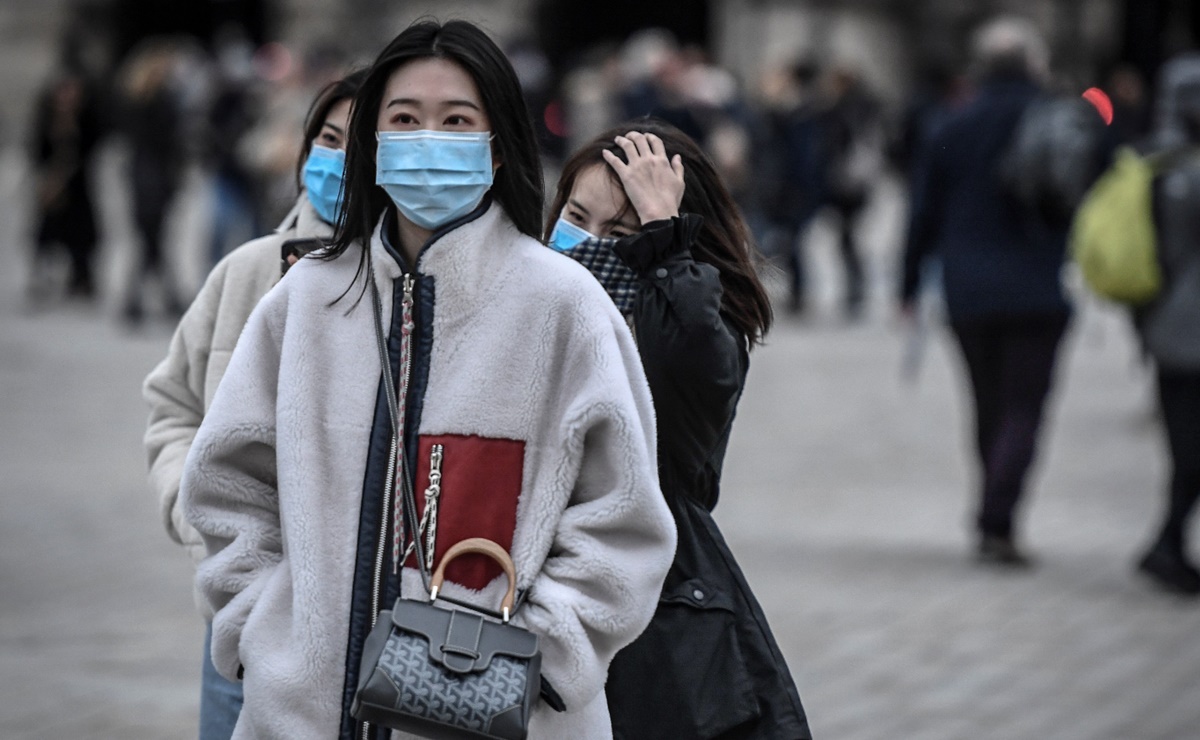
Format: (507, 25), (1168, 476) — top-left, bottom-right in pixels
(408, 434), (525, 591)
(609, 576), (761, 739)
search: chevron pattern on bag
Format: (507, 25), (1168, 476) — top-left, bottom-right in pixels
(378, 630), (528, 730)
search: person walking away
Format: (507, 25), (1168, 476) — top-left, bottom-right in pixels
(179, 20), (675, 739)
(757, 59), (827, 316)
(821, 66), (885, 319)
(1134, 54), (1200, 595)
(27, 60), (106, 305)
(900, 17), (1072, 566)
(545, 120), (811, 739)
(117, 39), (188, 325)
(142, 69), (365, 738)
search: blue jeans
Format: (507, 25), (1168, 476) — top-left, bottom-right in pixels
(201, 622), (244, 740)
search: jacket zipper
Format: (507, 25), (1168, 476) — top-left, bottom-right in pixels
(362, 272), (415, 740)
(391, 272), (416, 574)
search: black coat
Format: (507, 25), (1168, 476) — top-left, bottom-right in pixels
(901, 76), (1071, 322)
(605, 215), (811, 740)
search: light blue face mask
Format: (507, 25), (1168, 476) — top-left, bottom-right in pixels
(547, 217), (639, 314)
(303, 145), (346, 225)
(375, 130), (494, 230)
(547, 217), (595, 252)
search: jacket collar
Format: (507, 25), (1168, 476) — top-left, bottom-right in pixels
(369, 193), (492, 277)
(277, 192), (337, 240)
(369, 196), (505, 283)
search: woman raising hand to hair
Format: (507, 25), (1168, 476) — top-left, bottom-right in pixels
(548, 121), (811, 739)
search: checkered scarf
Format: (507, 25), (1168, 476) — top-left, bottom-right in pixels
(560, 236), (640, 315)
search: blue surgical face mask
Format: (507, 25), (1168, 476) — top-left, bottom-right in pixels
(375, 130), (494, 230)
(547, 217), (595, 252)
(303, 144), (346, 225)
(548, 221), (640, 314)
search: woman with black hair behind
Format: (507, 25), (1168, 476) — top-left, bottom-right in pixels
(546, 120), (811, 739)
(143, 69), (365, 740)
(180, 20), (674, 739)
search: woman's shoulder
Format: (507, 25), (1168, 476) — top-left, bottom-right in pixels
(218, 232), (287, 277)
(510, 237), (623, 312)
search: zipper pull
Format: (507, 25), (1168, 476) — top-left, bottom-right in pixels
(423, 444), (443, 571)
(401, 273), (415, 310)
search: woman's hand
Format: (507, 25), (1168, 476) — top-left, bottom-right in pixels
(602, 131), (685, 225)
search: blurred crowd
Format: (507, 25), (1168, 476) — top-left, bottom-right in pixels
(22, 18), (1162, 323)
(23, 23), (350, 323)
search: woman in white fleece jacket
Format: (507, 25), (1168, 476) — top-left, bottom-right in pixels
(143, 70), (364, 740)
(179, 19), (675, 740)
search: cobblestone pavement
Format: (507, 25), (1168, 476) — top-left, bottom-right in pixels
(1, 151), (1198, 739)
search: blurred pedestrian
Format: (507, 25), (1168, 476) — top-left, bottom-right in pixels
(757, 58), (827, 316)
(117, 38), (188, 325)
(27, 56), (106, 305)
(545, 120), (810, 739)
(900, 17), (1071, 566)
(143, 70), (364, 739)
(179, 19), (674, 738)
(619, 29), (707, 145)
(1134, 54), (1200, 596)
(202, 25), (264, 267)
(1107, 63), (1152, 146)
(820, 66), (885, 318)
(890, 60), (968, 183)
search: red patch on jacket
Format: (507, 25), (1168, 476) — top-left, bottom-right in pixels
(407, 434), (525, 590)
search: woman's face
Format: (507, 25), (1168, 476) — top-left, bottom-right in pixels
(314, 98), (352, 150)
(560, 164), (641, 239)
(376, 57), (491, 135)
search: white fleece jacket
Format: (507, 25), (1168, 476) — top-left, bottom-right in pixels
(143, 195), (332, 580)
(180, 203), (676, 739)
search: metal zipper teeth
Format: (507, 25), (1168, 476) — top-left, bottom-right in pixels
(391, 273), (416, 575)
(369, 438), (397, 620)
(370, 272), (415, 622)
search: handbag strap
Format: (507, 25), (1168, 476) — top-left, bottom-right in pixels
(432, 538), (517, 621)
(369, 266), (433, 594)
(369, 265), (527, 620)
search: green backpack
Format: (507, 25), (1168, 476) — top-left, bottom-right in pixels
(1069, 147), (1164, 305)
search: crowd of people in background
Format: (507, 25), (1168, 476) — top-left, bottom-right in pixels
(24, 23), (350, 324)
(23, 19), (948, 324)
(22, 10), (1196, 597)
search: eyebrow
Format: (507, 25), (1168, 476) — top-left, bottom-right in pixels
(567, 198), (590, 216)
(605, 216), (640, 230)
(321, 122), (345, 136)
(385, 97), (482, 111)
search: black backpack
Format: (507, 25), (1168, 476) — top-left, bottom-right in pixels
(999, 95), (1111, 225)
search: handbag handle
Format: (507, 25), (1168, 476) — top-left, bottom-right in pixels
(430, 538), (517, 622)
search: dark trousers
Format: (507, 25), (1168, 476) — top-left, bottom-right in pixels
(950, 314), (1070, 538)
(1153, 369), (1200, 555)
(829, 192), (866, 311)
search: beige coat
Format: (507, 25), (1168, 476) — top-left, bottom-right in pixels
(143, 195), (331, 584)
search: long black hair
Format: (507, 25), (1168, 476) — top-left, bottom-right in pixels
(325, 19), (544, 279)
(293, 67), (368, 190)
(546, 119), (773, 347)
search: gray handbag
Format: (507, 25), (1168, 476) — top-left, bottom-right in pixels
(352, 538), (541, 739)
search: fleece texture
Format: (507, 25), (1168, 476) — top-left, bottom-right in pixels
(143, 194), (331, 589)
(180, 202), (675, 739)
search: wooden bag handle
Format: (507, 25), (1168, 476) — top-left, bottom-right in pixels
(429, 538), (518, 621)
